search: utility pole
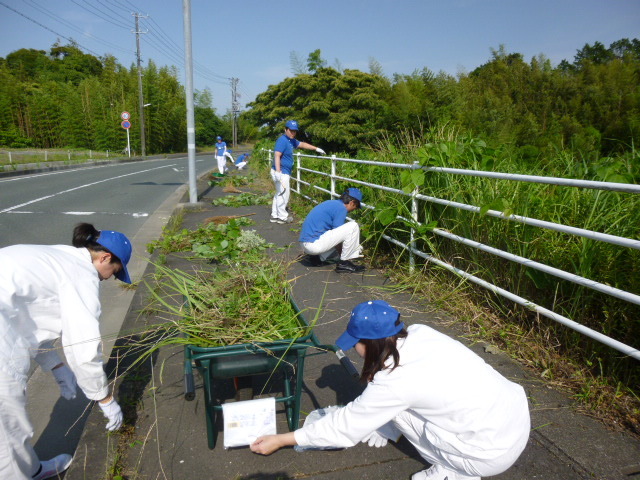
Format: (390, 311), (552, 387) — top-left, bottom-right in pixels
(231, 77), (240, 148)
(182, 0), (197, 204)
(133, 13), (148, 157)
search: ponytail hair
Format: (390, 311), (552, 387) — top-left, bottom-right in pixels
(359, 321), (407, 383)
(72, 223), (121, 263)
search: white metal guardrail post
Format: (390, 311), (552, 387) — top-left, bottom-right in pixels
(296, 152), (301, 194)
(331, 155), (336, 198)
(410, 161), (419, 272)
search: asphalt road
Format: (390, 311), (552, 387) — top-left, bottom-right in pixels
(0, 155), (217, 466)
(0, 156), (212, 247)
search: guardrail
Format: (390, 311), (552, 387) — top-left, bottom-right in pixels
(263, 149), (640, 361)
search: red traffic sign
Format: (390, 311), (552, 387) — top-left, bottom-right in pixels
(121, 120), (131, 129)
(121, 111), (131, 120)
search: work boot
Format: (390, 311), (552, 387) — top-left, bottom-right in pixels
(335, 260), (365, 273)
(308, 255), (322, 266)
(32, 454), (73, 480)
(411, 463), (480, 480)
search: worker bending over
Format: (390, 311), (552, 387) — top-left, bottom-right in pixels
(0, 223), (131, 479)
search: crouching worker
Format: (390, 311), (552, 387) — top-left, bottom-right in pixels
(0, 223), (131, 480)
(251, 300), (531, 480)
(235, 152), (250, 170)
(299, 188), (365, 273)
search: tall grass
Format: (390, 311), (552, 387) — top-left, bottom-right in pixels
(287, 127), (640, 392)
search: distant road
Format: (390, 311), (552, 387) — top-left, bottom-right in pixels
(0, 155), (213, 247)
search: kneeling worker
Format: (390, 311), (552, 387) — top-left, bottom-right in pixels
(299, 188), (365, 273)
(251, 300), (530, 480)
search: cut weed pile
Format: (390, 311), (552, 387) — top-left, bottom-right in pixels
(212, 192), (271, 207)
(145, 260), (307, 348)
(146, 217), (270, 262)
(142, 215), (302, 348)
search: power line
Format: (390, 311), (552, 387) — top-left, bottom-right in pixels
(68, 0), (129, 30)
(24, 0), (131, 56)
(0, 1), (102, 57)
(85, 0), (130, 24)
(141, 17), (230, 82)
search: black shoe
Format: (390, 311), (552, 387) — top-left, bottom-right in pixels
(335, 260), (365, 273)
(308, 255), (323, 266)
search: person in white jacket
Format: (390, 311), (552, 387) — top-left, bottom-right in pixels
(251, 300), (531, 480)
(0, 223), (132, 480)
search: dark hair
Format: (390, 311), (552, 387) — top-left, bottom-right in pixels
(72, 223), (122, 265)
(359, 321), (408, 383)
(339, 191), (361, 209)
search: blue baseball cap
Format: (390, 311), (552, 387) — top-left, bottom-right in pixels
(336, 300), (403, 351)
(96, 230), (132, 284)
(217, 136), (222, 140)
(285, 120), (299, 130)
(346, 187), (363, 203)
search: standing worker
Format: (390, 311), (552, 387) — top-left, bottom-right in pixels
(251, 300), (531, 480)
(299, 188), (365, 273)
(215, 136), (228, 176)
(271, 120), (326, 224)
(0, 223), (131, 479)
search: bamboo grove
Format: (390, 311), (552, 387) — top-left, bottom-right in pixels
(0, 43), (229, 154)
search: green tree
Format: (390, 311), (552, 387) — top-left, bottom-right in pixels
(194, 88), (225, 146)
(306, 49), (327, 74)
(247, 67), (390, 154)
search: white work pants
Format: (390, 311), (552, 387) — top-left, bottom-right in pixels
(0, 370), (39, 480)
(390, 410), (529, 478)
(301, 221), (362, 261)
(216, 155), (226, 174)
(270, 170), (291, 221)
(236, 161), (247, 170)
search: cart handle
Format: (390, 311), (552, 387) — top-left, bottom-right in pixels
(334, 348), (360, 379)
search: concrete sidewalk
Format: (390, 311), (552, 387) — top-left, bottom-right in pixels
(65, 166), (640, 480)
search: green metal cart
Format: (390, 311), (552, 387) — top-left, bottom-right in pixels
(183, 300), (357, 449)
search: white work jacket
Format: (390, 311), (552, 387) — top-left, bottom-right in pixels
(295, 324), (530, 461)
(0, 244), (109, 400)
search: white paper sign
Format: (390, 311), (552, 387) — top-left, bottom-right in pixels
(222, 397), (277, 448)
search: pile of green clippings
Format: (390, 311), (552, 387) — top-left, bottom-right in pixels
(212, 192), (271, 207)
(146, 260), (308, 348)
(146, 218), (270, 261)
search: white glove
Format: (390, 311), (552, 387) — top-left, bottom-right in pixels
(99, 398), (123, 431)
(274, 170), (282, 181)
(315, 147), (326, 155)
(361, 430), (388, 448)
(52, 365), (77, 400)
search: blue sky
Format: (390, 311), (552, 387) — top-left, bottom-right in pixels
(1, 0), (638, 113)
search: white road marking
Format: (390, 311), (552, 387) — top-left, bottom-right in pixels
(6, 211), (149, 217)
(0, 164), (176, 213)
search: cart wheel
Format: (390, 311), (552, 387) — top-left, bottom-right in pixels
(234, 376), (253, 401)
